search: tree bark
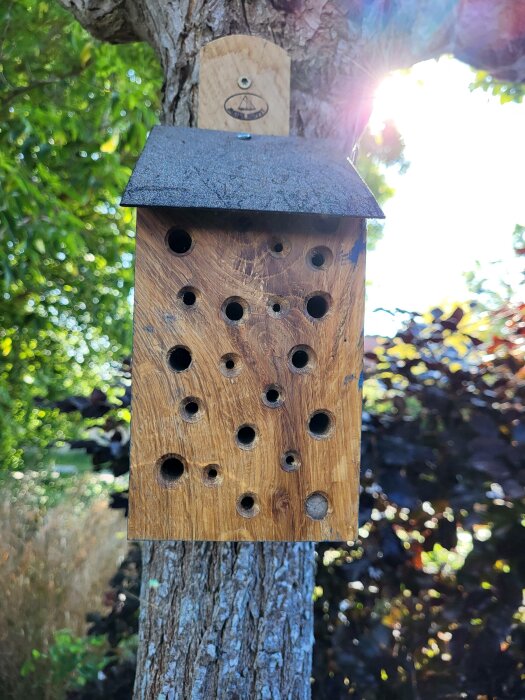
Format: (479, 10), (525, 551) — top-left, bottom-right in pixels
(135, 542), (315, 699)
(55, 0), (525, 697)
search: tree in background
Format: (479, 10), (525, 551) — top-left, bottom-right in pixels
(0, 1), (160, 468)
(4, 0), (525, 696)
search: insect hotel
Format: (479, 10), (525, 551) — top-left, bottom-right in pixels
(121, 124), (383, 542)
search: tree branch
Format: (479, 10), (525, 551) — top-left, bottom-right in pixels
(56, 0), (139, 43)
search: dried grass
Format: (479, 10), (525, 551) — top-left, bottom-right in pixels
(0, 497), (127, 700)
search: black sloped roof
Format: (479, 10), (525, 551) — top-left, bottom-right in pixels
(121, 126), (384, 219)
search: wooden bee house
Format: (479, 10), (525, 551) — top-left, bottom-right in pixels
(121, 125), (383, 542)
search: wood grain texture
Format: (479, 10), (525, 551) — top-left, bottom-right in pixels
(198, 35), (290, 136)
(129, 207), (365, 541)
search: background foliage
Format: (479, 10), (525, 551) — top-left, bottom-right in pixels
(0, 0), (160, 469)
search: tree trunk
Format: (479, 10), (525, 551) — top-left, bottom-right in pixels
(55, 0), (525, 697)
(135, 541), (315, 699)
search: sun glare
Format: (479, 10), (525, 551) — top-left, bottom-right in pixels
(369, 72), (416, 135)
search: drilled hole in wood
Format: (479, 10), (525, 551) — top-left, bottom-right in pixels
(222, 297), (249, 324)
(166, 228), (193, 255)
(281, 450), (301, 473)
(220, 353), (242, 377)
(307, 246), (333, 271)
(236, 424), (257, 449)
(168, 346), (192, 372)
(203, 464), (222, 487)
(305, 492), (329, 520)
(158, 454), (185, 484)
(266, 296), (289, 318)
(262, 384), (284, 408)
(308, 410), (334, 439)
(178, 286), (198, 307)
(288, 345), (316, 374)
(314, 216), (340, 233)
(237, 492), (259, 518)
(305, 292), (331, 320)
(180, 396), (203, 422)
(269, 237), (290, 258)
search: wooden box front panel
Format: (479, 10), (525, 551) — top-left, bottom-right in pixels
(129, 208), (365, 541)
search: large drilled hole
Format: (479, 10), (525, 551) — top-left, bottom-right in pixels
(180, 396), (203, 422)
(281, 450), (301, 473)
(166, 228), (193, 255)
(307, 246), (333, 271)
(267, 388), (279, 402)
(236, 424), (257, 449)
(220, 353), (242, 377)
(237, 492), (259, 518)
(203, 464), (222, 487)
(308, 410), (334, 438)
(168, 346), (192, 372)
(263, 384), (284, 408)
(222, 297), (249, 324)
(288, 345), (315, 374)
(305, 492), (329, 520)
(178, 286), (198, 307)
(158, 455), (185, 484)
(305, 292), (331, 320)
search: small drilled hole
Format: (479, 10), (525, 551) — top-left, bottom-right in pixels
(281, 450), (301, 473)
(220, 353), (242, 377)
(307, 246), (333, 271)
(178, 287), (198, 306)
(269, 237), (290, 258)
(266, 296), (289, 318)
(236, 424), (257, 449)
(308, 410), (334, 438)
(168, 346), (192, 372)
(222, 297), (249, 324)
(159, 455), (185, 484)
(305, 293), (331, 320)
(288, 345), (316, 374)
(203, 464), (222, 487)
(237, 492), (259, 518)
(166, 228), (192, 255)
(180, 397), (202, 422)
(262, 384), (284, 408)
(305, 492), (329, 520)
